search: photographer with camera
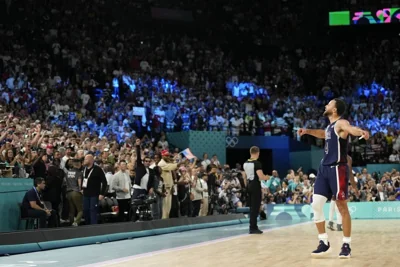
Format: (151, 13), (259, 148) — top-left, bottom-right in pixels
(131, 138), (154, 222)
(287, 186), (304, 204)
(219, 172), (243, 209)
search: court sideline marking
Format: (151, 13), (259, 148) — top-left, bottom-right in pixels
(78, 221), (313, 267)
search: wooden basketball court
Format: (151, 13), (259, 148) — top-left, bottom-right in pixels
(102, 220), (398, 267)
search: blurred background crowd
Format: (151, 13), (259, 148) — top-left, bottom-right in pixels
(0, 0), (399, 228)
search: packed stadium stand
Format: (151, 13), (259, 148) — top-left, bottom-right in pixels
(0, 0), (398, 232)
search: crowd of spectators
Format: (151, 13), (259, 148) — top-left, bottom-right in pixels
(1, 1), (399, 167)
(262, 167), (400, 205)
(0, 0), (400, 228)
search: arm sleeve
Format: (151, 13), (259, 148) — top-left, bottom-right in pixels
(161, 163), (178, 171)
(26, 190), (37, 203)
(136, 145), (143, 166)
(99, 168), (108, 196)
(195, 180), (203, 193)
(254, 161), (263, 171)
(112, 174), (122, 192)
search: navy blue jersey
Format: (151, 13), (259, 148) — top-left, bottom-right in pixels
(322, 120), (349, 166)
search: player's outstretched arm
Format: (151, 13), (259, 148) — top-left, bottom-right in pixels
(337, 120), (369, 140)
(297, 128), (325, 139)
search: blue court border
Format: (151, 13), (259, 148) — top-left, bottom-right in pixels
(0, 218), (250, 256)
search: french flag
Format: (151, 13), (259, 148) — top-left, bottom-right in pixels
(181, 148), (196, 159)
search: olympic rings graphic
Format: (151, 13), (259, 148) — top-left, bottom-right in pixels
(226, 137), (239, 148)
(348, 206), (356, 215)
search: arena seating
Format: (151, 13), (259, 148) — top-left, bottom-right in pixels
(0, 0), (398, 230)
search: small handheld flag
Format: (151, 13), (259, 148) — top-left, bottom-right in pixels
(180, 148), (196, 159)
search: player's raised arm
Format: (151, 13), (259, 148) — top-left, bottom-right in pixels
(337, 120), (369, 140)
(297, 128), (326, 139)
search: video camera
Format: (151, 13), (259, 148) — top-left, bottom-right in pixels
(225, 187), (238, 196)
(131, 194), (156, 221)
(131, 194), (157, 206)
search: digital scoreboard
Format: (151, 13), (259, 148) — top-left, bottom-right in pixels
(329, 8), (400, 26)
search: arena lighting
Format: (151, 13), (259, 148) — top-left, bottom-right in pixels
(329, 8), (400, 26)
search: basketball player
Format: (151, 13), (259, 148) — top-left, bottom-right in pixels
(298, 98), (369, 259)
(243, 146), (270, 234)
(328, 155), (355, 231)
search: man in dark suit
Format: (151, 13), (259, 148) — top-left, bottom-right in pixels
(131, 138), (154, 221)
(21, 177), (57, 228)
(207, 164), (219, 215)
(82, 154), (108, 225)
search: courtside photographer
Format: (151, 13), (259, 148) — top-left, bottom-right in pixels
(219, 171), (243, 210)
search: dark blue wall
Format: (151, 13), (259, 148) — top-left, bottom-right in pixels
(289, 138), (312, 151)
(225, 136), (294, 176)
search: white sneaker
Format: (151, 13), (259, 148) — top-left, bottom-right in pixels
(72, 222), (78, 227)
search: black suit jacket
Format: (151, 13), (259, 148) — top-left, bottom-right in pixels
(134, 145), (154, 191)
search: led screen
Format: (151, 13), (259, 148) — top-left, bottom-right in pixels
(329, 8), (400, 26)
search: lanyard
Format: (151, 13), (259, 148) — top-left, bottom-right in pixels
(33, 187), (47, 209)
(84, 167), (94, 180)
(33, 186), (41, 200)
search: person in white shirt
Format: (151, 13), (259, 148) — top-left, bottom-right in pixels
(112, 161), (132, 222)
(389, 151), (399, 163)
(199, 173), (209, 216)
(157, 135), (169, 150)
(104, 165), (115, 198)
(201, 153), (211, 170)
(210, 154), (221, 168)
(209, 115), (219, 131)
(60, 146), (73, 169)
(81, 91), (90, 107)
(230, 114), (243, 136)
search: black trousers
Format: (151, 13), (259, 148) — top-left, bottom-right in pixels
(247, 183), (261, 230)
(24, 209), (58, 228)
(170, 195), (179, 218)
(117, 198), (131, 222)
(192, 200), (201, 217)
(179, 195), (191, 217)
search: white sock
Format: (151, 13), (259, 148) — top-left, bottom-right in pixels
(318, 233), (329, 245)
(343, 236), (351, 244)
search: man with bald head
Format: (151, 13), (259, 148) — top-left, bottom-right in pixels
(82, 154), (108, 224)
